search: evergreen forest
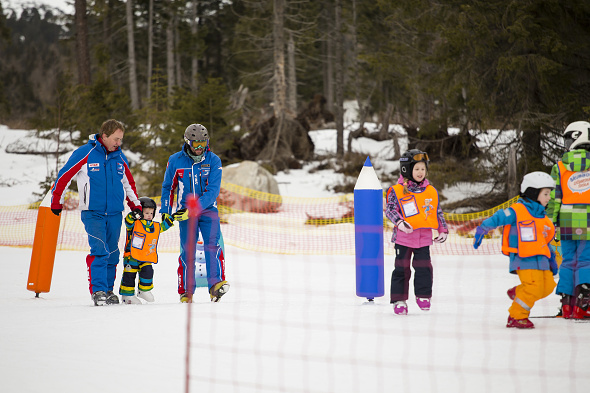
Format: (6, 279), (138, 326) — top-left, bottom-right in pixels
(1, 0), (590, 208)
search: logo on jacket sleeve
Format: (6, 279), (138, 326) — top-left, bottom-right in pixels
(117, 162), (124, 174)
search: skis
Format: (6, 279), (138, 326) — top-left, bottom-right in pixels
(529, 315), (590, 322)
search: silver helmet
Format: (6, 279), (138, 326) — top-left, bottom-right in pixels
(184, 124), (209, 141)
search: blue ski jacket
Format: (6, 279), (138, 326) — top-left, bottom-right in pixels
(160, 144), (222, 214)
(51, 134), (141, 213)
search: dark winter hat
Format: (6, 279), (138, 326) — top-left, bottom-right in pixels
(139, 197), (157, 210)
(399, 149), (429, 182)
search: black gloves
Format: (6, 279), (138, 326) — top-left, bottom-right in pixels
(131, 208), (143, 221)
(51, 208), (62, 216)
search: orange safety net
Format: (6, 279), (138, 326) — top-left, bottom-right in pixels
(0, 182), (519, 255)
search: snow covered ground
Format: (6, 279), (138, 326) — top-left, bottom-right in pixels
(1, 124), (589, 393)
(3, 246), (590, 393)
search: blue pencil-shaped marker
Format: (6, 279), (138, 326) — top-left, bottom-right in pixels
(354, 156), (384, 300)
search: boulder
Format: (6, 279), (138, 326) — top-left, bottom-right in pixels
(221, 161), (282, 212)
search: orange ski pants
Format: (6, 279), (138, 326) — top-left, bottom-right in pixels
(509, 269), (556, 319)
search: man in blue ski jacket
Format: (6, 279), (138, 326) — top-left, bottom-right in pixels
(160, 123), (228, 303)
(51, 119), (142, 306)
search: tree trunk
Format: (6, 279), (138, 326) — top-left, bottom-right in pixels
(100, 0), (113, 74)
(126, 0), (140, 110)
(522, 127), (545, 172)
(379, 102), (393, 140)
(272, 0), (287, 119)
(74, 0), (91, 86)
(271, 0), (289, 163)
(287, 32), (297, 116)
(146, 0), (153, 99)
(323, 4), (334, 112)
(175, 17), (182, 87)
(507, 146), (518, 197)
(334, 0), (344, 157)
(166, 11), (175, 97)
(191, 0), (199, 93)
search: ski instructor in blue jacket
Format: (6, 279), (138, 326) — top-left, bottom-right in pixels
(160, 123), (228, 303)
(50, 119), (142, 306)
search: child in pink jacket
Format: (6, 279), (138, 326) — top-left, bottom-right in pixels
(385, 149), (448, 315)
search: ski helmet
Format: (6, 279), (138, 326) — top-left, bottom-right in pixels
(399, 149), (429, 182)
(184, 123), (208, 140)
(564, 121), (590, 151)
(520, 172), (555, 201)
(138, 197), (157, 211)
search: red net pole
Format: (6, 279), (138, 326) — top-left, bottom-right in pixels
(184, 195), (200, 393)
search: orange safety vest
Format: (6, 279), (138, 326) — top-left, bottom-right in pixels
(558, 161), (590, 204)
(129, 220), (161, 264)
(501, 203), (554, 258)
(389, 184), (439, 230)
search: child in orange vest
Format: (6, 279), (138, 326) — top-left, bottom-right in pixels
(119, 197), (176, 304)
(473, 172), (558, 329)
(385, 149), (448, 315)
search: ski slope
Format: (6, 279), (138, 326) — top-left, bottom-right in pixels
(2, 245), (589, 393)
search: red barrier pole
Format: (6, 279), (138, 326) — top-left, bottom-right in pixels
(185, 195), (200, 393)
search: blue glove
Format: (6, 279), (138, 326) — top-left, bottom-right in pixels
(473, 226), (488, 249)
(549, 250), (558, 276)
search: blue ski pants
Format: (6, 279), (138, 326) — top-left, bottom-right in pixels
(557, 239), (590, 296)
(81, 211), (123, 294)
(178, 208), (225, 295)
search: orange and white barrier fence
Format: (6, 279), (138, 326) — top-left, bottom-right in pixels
(3, 181), (519, 257)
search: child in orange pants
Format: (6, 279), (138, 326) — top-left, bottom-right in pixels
(473, 172), (558, 329)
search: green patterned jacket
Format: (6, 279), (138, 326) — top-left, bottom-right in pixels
(547, 149), (590, 240)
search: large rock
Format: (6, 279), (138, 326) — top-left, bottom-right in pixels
(221, 161), (282, 212)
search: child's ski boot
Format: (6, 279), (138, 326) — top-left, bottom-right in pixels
(506, 316), (534, 329)
(122, 295), (142, 304)
(573, 284), (590, 319)
(507, 286), (516, 300)
(393, 301), (408, 315)
(416, 297), (431, 311)
(138, 290), (155, 302)
(560, 294), (575, 319)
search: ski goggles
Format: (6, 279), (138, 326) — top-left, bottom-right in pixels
(401, 152), (430, 162)
(412, 152), (429, 162)
(185, 138), (207, 150)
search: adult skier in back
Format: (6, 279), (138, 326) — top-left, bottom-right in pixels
(160, 124), (228, 303)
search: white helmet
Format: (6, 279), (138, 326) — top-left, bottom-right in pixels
(520, 172), (555, 201)
(564, 121), (590, 151)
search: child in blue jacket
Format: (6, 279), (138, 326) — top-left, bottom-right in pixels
(474, 172), (558, 329)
